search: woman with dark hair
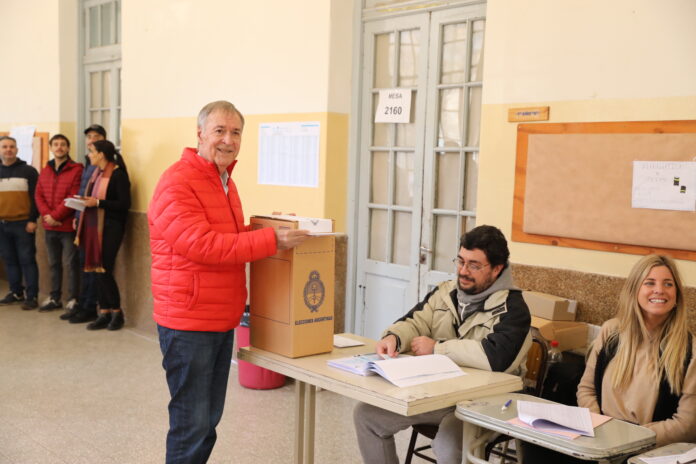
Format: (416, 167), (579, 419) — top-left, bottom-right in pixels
(523, 254), (696, 463)
(76, 139), (131, 330)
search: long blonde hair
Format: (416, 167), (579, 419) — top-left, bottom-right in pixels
(610, 254), (690, 394)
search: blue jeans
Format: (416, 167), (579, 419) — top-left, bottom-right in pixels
(157, 325), (235, 464)
(44, 230), (79, 301)
(0, 220), (38, 299)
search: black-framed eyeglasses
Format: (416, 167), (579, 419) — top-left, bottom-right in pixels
(452, 257), (490, 272)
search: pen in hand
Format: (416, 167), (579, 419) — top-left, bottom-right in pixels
(501, 399), (512, 411)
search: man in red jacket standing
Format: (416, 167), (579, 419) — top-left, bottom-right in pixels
(35, 134), (83, 313)
(148, 100), (309, 464)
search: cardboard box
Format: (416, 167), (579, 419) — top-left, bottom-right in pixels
(523, 290), (577, 321)
(531, 316), (588, 352)
(249, 216), (335, 358)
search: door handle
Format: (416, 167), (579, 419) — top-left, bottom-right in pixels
(419, 246), (432, 253)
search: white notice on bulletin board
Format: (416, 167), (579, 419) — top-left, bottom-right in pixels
(632, 161), (696, 212)
(258, 122), (320, 188)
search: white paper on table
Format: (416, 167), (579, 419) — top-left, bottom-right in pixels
(677, 446), (696, 464)
(370, 354), (465, 388)
(639, 456), (681, 464)
(9, 125), (36, 165)
(333, 335), (365, 348)
(517, 400), (594, 437)
(632, 161), (696, 212)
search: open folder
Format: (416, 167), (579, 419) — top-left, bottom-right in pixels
(511, 400), (612, 439)
(328, 353), (465, 387)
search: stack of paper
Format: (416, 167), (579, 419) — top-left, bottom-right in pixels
(328, 353), (387, 376)
(328, 353), (465, 387)
(256, 214), (334, 234)
(64, 197), (86, 211)
(639, 446), (696, 464)
(514, 401), (612, 439)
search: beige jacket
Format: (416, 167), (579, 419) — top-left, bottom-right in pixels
(382, 280), (532, 375)
(577, 318), (696, 446)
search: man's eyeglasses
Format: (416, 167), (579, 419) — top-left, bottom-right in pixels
(452, 258), (490, 272)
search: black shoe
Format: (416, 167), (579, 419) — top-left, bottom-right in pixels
(21, 298), (38, 310)
(69, 308), (98, 324)
(39, 298), (62, 312)
(107, 311), (124, 331)
(60, 306), (80, 320)
(87, 312), (111, 330)
(0, 292), (24, 305)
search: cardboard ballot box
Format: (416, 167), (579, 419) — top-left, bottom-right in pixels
(531, 316), (588, 352)
(249, 216), (335, 358)
(523, 290), (577, 321)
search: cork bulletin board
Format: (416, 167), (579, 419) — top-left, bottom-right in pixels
(512, 120), (696, 261)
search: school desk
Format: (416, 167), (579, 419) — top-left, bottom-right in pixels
(237, 333), (522, 464)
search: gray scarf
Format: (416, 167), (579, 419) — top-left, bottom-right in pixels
(456, 266), (517, 321)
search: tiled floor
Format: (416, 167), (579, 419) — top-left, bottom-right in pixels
(0, 286), (424, 464)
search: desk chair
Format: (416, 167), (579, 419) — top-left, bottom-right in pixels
(403, 332), (549, 464)
(486, 332), (549, 463)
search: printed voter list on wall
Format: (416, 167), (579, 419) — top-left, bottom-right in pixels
(374, 88), (412, 123)
(632, 161), (696, 212)
(258, 122), (320, 188)
(9, 125), (36, 165)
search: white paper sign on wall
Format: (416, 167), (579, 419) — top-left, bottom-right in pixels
(632, 160), (696, 212)
(374, 88), (412, 124)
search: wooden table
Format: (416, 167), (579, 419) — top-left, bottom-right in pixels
(455, 393), (656, 464)
(237, 333), (523, 464)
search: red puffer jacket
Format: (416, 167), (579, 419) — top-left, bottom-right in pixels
(148, 147), (277, 332)
(35, 158), (83, 231)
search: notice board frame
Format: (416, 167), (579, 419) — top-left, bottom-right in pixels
(512, 120), (696, 261)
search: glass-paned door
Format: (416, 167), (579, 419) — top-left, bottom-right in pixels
(81, 0), (121, 147)
(354, 4), (486, 339)
(356, 14), (429, 339)
(419, 8), (486, 294)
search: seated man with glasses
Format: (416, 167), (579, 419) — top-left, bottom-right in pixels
(353, 224), (531, 464)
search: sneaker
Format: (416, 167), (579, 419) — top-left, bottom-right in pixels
(21, 298), (38, 310)
(39, 298), (62, 312)
(0, 292), (24, 305)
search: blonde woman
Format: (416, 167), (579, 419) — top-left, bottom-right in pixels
(524, 254), (696, 463)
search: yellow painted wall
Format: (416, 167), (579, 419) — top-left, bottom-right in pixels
(479, 0), (696, 285)
(121, 112), (349, 232)
(0, 0), (78, 149)
(120, 0), (353, 230)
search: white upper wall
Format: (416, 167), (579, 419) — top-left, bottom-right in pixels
(0, 0), (61, 125)
(122, 0), (353, 119)
(483, 0), (696, 104)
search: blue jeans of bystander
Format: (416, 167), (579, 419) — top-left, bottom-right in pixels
(0, 220), (38, 299)
(157, 324), (235, 464)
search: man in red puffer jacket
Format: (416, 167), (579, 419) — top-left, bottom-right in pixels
(35, 134), (83, 314)
(148, 100), (309, 464)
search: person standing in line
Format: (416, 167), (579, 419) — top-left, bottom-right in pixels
(76, 140), (130, 331)
(68, 124), (106, 323)
(0, 136), (40, 310)
(34, 134), (83, 314)
(148, 100), (309, 463)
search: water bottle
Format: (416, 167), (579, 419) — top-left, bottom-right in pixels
(547, 340), (563, 367)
